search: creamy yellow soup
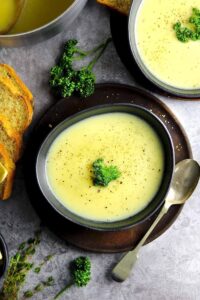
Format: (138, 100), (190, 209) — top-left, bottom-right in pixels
(5, 0), (73, 34)
(0, 0), (24, 34)
(136, 0), (200, 89)
(46, 113), (164, 222)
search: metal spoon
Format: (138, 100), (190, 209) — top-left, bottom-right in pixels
(112, 159), (200, 282)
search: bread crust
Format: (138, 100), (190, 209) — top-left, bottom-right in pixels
(0, 64), (34, 131)
(0, 144), (15, 200)
(97, 0), (131, 15)
(0, 115), (22, 161)
(0, 64), (34, 107)
(0, 64), (34, 200)
(0, 79), (33, 133)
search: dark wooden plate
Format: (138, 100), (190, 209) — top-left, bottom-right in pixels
(110, 11), (200, 101)
(23, 84), (192, 253)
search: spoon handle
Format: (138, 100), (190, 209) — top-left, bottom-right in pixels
(112, 204), (169, 282)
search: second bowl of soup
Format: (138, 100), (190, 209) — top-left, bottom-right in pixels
(36, 104), (174, 231)
(129, 0), (200, 98)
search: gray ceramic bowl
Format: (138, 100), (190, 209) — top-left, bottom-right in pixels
(0, 0), (87, 47)
(36, 104), (174, 231)
(128, 0), (200, 98)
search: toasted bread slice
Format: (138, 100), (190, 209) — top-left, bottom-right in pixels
(0, 64), (34, 107)
(0, 144), (15, 200)
(97, 0), (131, 15)
(0, 80), (33, 133)
(0, 115), (22, 162)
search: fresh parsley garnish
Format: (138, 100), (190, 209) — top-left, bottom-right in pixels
(173, 8), (200, 42)
(92, 158), (121, 187)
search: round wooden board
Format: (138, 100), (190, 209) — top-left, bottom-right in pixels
(110, 11), (200, 101)
(24, 84), (192, 253)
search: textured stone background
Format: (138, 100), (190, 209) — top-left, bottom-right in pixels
(0, 1), (200, 299)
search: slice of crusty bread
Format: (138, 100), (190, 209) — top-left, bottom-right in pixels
(0, 115), (22, 162)
(0, 80), (33, 133)
(0, 144), (15, 200)
(0, 64), (34, 107)
(97, 0), (131, 15)
(0, 64), (34, 200)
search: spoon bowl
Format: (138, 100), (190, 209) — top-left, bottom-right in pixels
(167, 159), (200, 206)
(112, 159), (200, 282)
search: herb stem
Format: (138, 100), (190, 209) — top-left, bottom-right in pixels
(73, 41), (111, 62)
(34, 254), (54, 274)
(0, 231), (41, 300)
(87, 37), (112, 70)
(24, 276), (55, 299)
(54, 282), (73, 299)
(74, 41), (110, 57)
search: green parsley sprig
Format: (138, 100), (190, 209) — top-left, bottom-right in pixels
(92, 158), (121, 187)
(54, 256), (91, 299)
(49, 38), (112, 98)
(173, 8), (200, 42)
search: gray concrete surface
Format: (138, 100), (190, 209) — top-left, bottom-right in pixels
(0, 1), (200, 299)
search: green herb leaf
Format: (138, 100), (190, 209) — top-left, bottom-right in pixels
(18, 242), (26, 251)
(49, 38), (112, 98)
(173, 8), (200, 42)
(44, 276), (55, 287)
(24, 290), (34, 298)
(23, 276), (55, 299)
(0, 231), (41, 300)
(92, 158), (121, 187)
(45, 254), (53, 262)
(34, 284), (43, 292)
(34, 267), (41, 273)
(33, 254), (54, 274)
(54, 256), (91, 299)
(73, 257), (91, 287)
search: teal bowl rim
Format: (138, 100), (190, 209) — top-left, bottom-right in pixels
(36, 103), (175, 231)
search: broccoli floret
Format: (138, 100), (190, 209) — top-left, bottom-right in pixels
(49, 38), (112, 99)
(54, 257), (91, 299)
(92, 158), (121, 187)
